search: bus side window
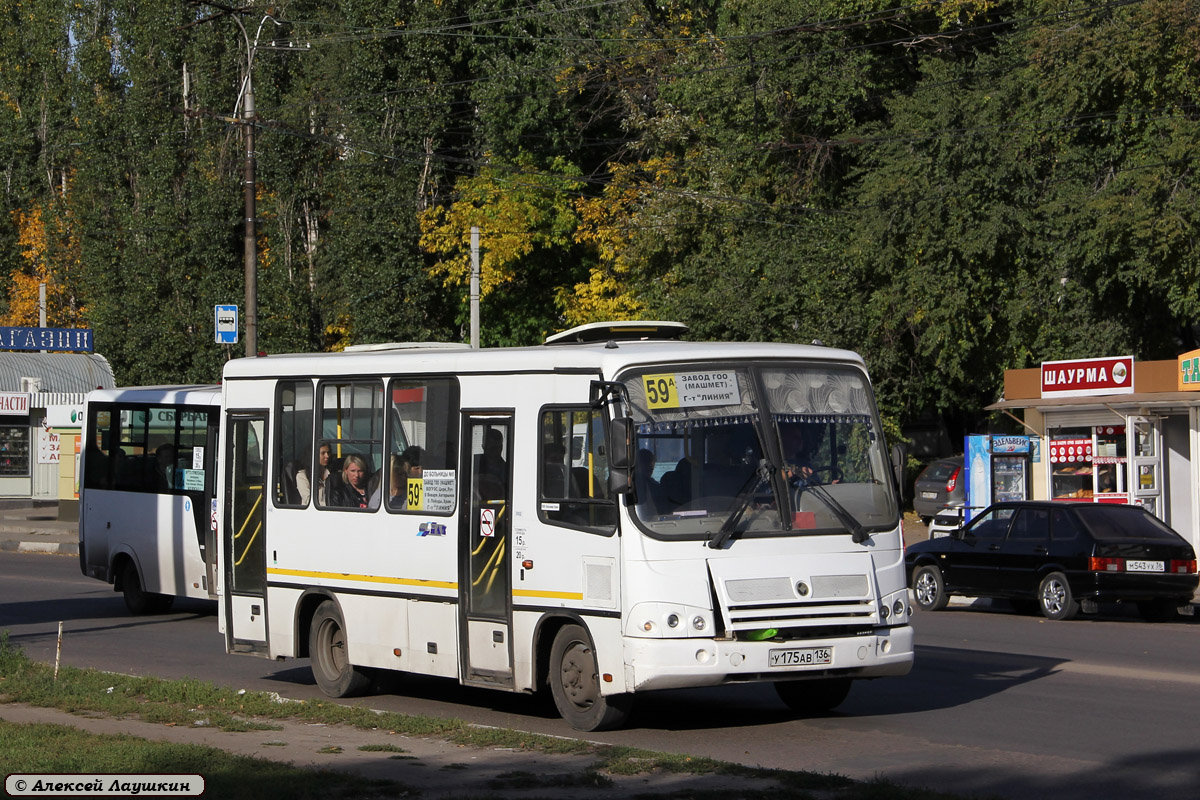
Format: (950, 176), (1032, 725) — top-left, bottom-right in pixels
(275, 380), (314, 507)
(538, 407), (616, 534)
(316, 381), (384, 511)
(385, 378), (460, 514)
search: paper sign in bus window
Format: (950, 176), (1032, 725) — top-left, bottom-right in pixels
(421, 469), (456, 513)
(642, 371), (740, 410)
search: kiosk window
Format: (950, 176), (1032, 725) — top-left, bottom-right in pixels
(0, 425), (30, 477)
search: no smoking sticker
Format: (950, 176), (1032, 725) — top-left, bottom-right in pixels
(480, 508), (495, 537)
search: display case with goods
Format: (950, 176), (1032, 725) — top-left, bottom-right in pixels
(1092, 424), (1128, 503)
(0, 425), (30, 476)
(1048, 426), (1127, 503)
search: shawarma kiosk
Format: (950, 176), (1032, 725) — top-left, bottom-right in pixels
(987, 352), (1200, 556)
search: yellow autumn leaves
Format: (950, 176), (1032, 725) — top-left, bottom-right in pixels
(416, 155), (694, 328)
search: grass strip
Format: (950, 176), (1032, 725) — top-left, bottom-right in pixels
(0, 719), (409, 800)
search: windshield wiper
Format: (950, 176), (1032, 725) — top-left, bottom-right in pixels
(794, 480), (870, 544)
(707, 459), (774, 550)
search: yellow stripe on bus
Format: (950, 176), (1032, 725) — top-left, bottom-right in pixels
(267, 567), (457, 590)
(511, 589), (584, 600)
(267, 569), (582, 600)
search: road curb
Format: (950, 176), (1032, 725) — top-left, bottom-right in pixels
(0, 540), (78, 555)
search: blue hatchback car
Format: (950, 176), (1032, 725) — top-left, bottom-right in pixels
(906, 501), (1198, 621)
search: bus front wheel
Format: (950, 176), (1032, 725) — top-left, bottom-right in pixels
(120, 560), (173, 615)
(309, 600), (371, 698)
(549, 624), (632, 731)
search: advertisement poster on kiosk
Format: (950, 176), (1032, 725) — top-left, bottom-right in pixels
(964, 435), (1032, 522)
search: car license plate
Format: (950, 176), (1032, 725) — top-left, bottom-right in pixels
(1126, 560), (1164, 572)
(921, 491), (937, 499)
(769, 647), (832, 667)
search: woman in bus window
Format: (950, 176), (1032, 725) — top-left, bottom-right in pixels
(331, 454), (374, 509)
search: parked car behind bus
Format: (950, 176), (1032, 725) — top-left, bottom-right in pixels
(912, 456), (964, 525)
(907, 501), (1198, 621)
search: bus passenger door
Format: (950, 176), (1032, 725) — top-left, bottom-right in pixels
(459, 414), (514, 687)
(224, 413), (269, 655)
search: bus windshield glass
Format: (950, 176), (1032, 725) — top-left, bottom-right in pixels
(621, 362), (898, 538)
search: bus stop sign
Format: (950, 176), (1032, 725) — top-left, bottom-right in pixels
(215, 305), (238, 344)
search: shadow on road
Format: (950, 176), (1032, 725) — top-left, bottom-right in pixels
(887, 746), (1200, 800)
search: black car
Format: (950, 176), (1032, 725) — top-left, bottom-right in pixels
(906, 501), (1198, 621)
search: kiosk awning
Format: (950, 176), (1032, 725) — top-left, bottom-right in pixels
(986, 391), (1200, 413)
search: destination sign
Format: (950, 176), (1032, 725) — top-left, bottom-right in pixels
(643, 371), (740, 410)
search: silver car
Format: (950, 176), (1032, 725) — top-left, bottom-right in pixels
(913, 456), (964, 524)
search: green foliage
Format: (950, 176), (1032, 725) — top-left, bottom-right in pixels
(0, 0), (1196, 437)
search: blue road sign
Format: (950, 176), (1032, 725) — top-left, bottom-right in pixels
(215, 305), (238, 345)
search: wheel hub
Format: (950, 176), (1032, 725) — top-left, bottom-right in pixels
(560, 644), (597, 709)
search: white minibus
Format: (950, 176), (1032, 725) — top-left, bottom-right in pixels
(80, 386), (221, 613)
(215, 322), (913, 730)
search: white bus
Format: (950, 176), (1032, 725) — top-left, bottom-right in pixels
(80, 386), (222, 614)
(215, 322), (913, 730)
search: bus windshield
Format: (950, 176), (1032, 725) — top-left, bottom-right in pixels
(621, 362), (898, 539)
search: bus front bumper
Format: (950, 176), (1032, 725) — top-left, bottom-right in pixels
(622, 624), (913, 692)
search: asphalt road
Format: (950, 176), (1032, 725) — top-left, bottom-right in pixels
(4, 551), (1200, 800)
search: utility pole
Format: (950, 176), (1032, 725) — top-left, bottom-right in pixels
(470, 226), (480, 348)
(240, 46), (257, 358)
(183, 3), (280, 358)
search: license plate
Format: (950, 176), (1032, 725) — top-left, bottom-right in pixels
(921, 491), (937, 499)
(769, 647), (832, 667)
(1126, 560), (1164, 572)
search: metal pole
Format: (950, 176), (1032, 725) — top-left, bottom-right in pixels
(470, 226), (480, 349)
(243, 88), (257, 358)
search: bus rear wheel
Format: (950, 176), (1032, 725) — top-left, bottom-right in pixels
(121, 560), (173, 615)
(309, 600), (371, 698)
(775, 677), (853, 714)
(549, 624), (632, 731)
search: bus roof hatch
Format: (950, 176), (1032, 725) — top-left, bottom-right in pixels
(543, 320), (688, 346)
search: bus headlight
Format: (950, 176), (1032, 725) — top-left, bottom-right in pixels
(627, 603), (714, 638)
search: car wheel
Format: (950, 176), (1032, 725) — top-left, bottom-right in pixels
(549, 624), (632, 731)
(775, 678), (852, 714)
(1037, 572), (1079, 620)
(1137, 599), (1181, 623)
(912, 564), (949, 612)
(121, 560), (173, 615)
(309, 600), (371, 698)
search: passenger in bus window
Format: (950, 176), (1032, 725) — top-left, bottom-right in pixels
(477, 428), (507, 482)
(290, 461), (310, 505)
(402, 446), (423, 477)
(387, 454), (406, 509)
(634, 448), (666, 513)
(315, 443), (332, 505)
(543, 442), (571, 498)
(155, 444), (176, 491)
(85, 439), (110, 489)
(331, 454), (373, 509)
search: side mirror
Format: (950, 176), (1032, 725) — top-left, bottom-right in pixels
(609, 417), (633, 469)
(608, 417), (633, 495)
(890, 443), (909, 501)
